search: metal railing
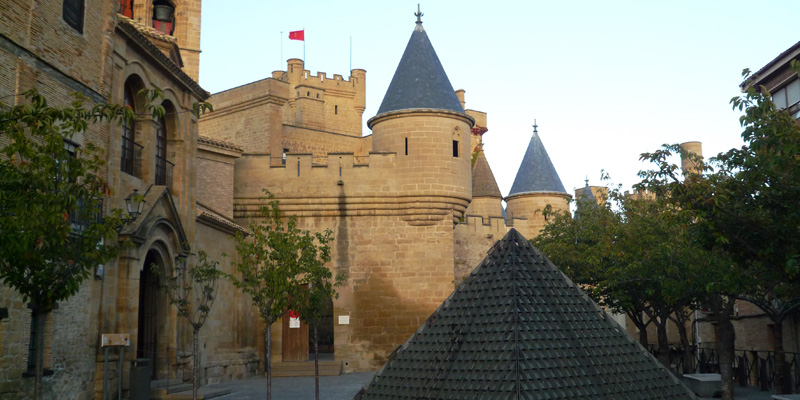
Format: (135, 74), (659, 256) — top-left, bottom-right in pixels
(155, 155), (173, 187)
(121, 137), (143, 178)
(650, 345), (800, 393)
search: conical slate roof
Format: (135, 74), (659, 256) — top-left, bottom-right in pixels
(508, 132), (567, 196)
(375, 20), (464, 116)
(472, 150), (502, 198)
(578, 181), (598, 205)
(358, 229), (696, 400)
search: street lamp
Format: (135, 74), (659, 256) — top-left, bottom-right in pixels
(124, 189), (145, 222)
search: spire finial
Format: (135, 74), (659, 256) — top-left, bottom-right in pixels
(415, 4), (423, 24)
(585, 176), (589, 186)
(532, 119), (538, 136)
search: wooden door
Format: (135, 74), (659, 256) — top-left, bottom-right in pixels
(137, 252), (160, 378)
(282, 309), (309, 361)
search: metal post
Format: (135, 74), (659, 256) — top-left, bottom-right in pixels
(118, 346), (124, 400)
(103, 347), (109, 400)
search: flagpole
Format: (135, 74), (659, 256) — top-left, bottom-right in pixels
(349, 35), (352, 71)
(280, 31), (283, 69)
(303, 27), (306, 66)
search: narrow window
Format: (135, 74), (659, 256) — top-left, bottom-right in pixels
(282, 148), (289, 165)
(297, 159), (300, 177)
(452, 140), (459, 157)
(335, 105), (338, 115)
(121, 84), (137, 176)
(155, 115), (168, 186)
(62, 0), (85, 33)
(405, 138), (408, 156)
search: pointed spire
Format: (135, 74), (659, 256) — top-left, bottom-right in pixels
(358, 229), (697, 399)
(508, 123), (567, 196)
(472, 150), (502, 198)
(578, 178), (597, 206)
(374, 8), (464, 117)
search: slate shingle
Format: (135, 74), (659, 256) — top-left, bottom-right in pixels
(508, 132), (567, 196)
(375, 21), (464, 116)
(357, 229), (697, 400)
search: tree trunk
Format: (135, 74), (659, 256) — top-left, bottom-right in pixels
(627, 310), (650, 347)
(717, 305), (736, 400)
(314, 322), (319, 400)
(193, 326), (200, 400)
(773, 319), (790, 394)
(655, 316), (671, 368)
(265, 326), (272, 400)
(32, 308), (46, 400)
(673, 312), (694, 373)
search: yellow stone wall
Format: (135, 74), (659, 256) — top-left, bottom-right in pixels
(505, 192), (571, 239)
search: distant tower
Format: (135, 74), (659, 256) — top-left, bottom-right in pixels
(680, 141), (703, 176)
(467, 150), (504, 218)
(505, 122), (571, 238)
(367, 7), (473, 221)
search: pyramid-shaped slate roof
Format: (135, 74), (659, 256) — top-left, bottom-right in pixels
(357, 229), (697, 400)
(375, 19), (464, 116)
(508, 132), (567, 196)
(473, 150), (502, 198)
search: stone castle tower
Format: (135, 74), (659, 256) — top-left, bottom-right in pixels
(199, 10), (574, 372)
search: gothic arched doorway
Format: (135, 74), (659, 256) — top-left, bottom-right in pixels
(137, 250), (164, 378)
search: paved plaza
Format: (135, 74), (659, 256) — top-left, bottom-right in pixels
(193, 371), (783, 400)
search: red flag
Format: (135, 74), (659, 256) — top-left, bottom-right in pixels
(289, 30), (304, 41)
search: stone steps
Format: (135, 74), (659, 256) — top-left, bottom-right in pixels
(270, 360), (341, 377)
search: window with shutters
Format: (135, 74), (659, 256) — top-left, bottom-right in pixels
(62, 0), (85, 33)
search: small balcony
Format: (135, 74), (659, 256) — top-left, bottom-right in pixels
(121, 136), (143, 178)
(155, 155), (173, 187)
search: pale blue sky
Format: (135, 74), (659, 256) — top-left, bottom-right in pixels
(199, 1), (798, 197)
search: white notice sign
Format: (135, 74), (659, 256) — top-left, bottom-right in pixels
(338, 315), (350, 325)
(289, 310), (300, 328)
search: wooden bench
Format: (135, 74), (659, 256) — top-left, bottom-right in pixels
(680, 373), (722, 397)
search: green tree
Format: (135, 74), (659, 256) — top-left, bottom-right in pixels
(640, 64), (800, 394)
(292, 231), (343, 400)
(153, 250), (223, 400)
(0, 91), (125, 399)
(230, 190), (334, 400)
(535, 184), (718, 369)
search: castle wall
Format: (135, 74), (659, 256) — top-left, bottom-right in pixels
(282, 126), (371, 164)
(370, 111), (472, 214)
(465, 196), (503, 219)
(199, 78), (289, 154)
(505, 192), (571, 239)
(283, 59), (365, 137)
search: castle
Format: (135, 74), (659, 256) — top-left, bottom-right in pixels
(11, 1), (795, 399)
(198, 12), (574, 372)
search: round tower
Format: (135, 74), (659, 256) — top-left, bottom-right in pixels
(367, 15), (473, 221)
(505, 122), (571, 238)
(680, 141), (703, 175)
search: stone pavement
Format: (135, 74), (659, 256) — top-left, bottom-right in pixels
(206, 371), (375, 400)
(200, 371), (783, 399)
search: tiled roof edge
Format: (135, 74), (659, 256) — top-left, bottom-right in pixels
(116, 16), (209, 100)
(198, 135), (244, 152)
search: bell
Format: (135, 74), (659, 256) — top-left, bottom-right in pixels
(153, 5), (173, 21)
